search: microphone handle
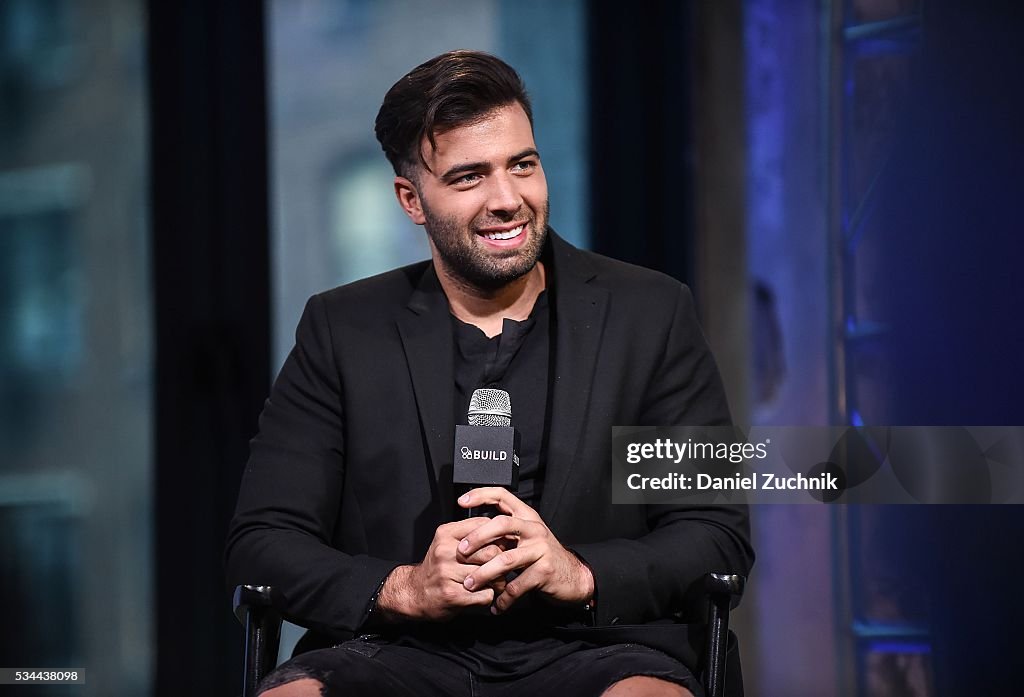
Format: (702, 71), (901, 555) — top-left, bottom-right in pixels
(467, 503), (501, 519)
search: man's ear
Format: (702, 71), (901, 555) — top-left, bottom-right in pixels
(394, 176), (426, 225)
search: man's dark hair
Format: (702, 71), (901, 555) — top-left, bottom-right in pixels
(374, 50), (533, 177)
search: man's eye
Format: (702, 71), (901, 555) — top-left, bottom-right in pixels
(512, 161), (535, 173)
(453, 173), (481, 185)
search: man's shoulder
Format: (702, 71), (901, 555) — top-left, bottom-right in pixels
(553, 236), (691, 302)
(583, 248), (684, 288)
(314, 259), (432, 315)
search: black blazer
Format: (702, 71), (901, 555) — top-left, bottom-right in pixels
(225, 231), (753, 650)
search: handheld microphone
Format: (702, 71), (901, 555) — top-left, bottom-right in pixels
(453, 388), (520, 518)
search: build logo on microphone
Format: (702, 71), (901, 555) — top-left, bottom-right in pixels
(460, 447), (508, 461)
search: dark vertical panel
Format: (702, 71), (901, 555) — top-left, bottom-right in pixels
(587, 0), (695, 284)
(880, 0), (1024, 426)
(874, 1), (1024, 694)
(148, 1), (270, 693)
(691, 0), (749, 420)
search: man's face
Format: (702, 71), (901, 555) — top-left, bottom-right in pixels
(395, 103), (549, 291)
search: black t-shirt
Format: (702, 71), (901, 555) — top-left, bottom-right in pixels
(389, 290), (591, 676)
(451, 291), (550, 507)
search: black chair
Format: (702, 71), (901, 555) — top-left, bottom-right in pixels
(234, 573), (745, 697)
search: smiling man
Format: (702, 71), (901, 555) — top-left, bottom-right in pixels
(394, 100), (549, 337)
(226, 51), (753, 697)
(398, 102), (548, 282)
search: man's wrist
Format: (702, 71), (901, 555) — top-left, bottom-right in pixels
(374, 564), (417, 622)
(578, 559), (595, 605)
(570, 550), (597, 625)
(568, 548), (596, 605)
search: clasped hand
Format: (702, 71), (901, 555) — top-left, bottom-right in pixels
(457, 487), (595, 615)
(380, 487), (593, 622)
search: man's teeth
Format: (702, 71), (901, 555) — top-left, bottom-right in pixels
(482, 225), (524, 241)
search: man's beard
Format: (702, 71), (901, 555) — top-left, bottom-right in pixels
(422, 200), (549, 292)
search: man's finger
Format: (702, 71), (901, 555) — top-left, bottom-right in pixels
(437, 516), (493, 540)
(457, 586), (497, 608)
(463, 544), (541, 591)
(450, 562), (491, 581)
(492, 564), (544, 614)
(458, 542), (508, 566)
(457, 488), (540, 521)
(458, 515), (539, 557)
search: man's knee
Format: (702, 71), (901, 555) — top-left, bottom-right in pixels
(256, 660), (330, 697)
(258, 677), (325, 697)
(601, 675), (694, 697)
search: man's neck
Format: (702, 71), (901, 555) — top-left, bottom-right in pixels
(436, 262), (546, 338)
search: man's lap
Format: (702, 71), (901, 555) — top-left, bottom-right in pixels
(258, 636), (702, 697)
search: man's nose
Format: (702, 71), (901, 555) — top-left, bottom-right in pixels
(486, 173), (523, 217)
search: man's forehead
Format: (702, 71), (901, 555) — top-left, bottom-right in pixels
(419, 104), (536, 172)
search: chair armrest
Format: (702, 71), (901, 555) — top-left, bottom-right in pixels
(233, 585), (282, 697)
(702, 573), (746, 697)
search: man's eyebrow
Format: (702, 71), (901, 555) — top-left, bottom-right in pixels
(508, 148), (540, 163)
(439, 149), (541, 181)
(440, 161), (488, 181)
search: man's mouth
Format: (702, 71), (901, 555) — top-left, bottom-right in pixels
(479, 223), (526, 241)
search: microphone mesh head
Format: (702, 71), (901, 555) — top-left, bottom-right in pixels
(468, 388), (512, 427)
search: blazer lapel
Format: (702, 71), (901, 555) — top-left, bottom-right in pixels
(396, 264), (457, 520)
(540, 235), (609, 525)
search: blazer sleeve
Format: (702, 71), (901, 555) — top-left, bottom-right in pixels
(569, 284), (754, 626)
(224, 293), (399, 639)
